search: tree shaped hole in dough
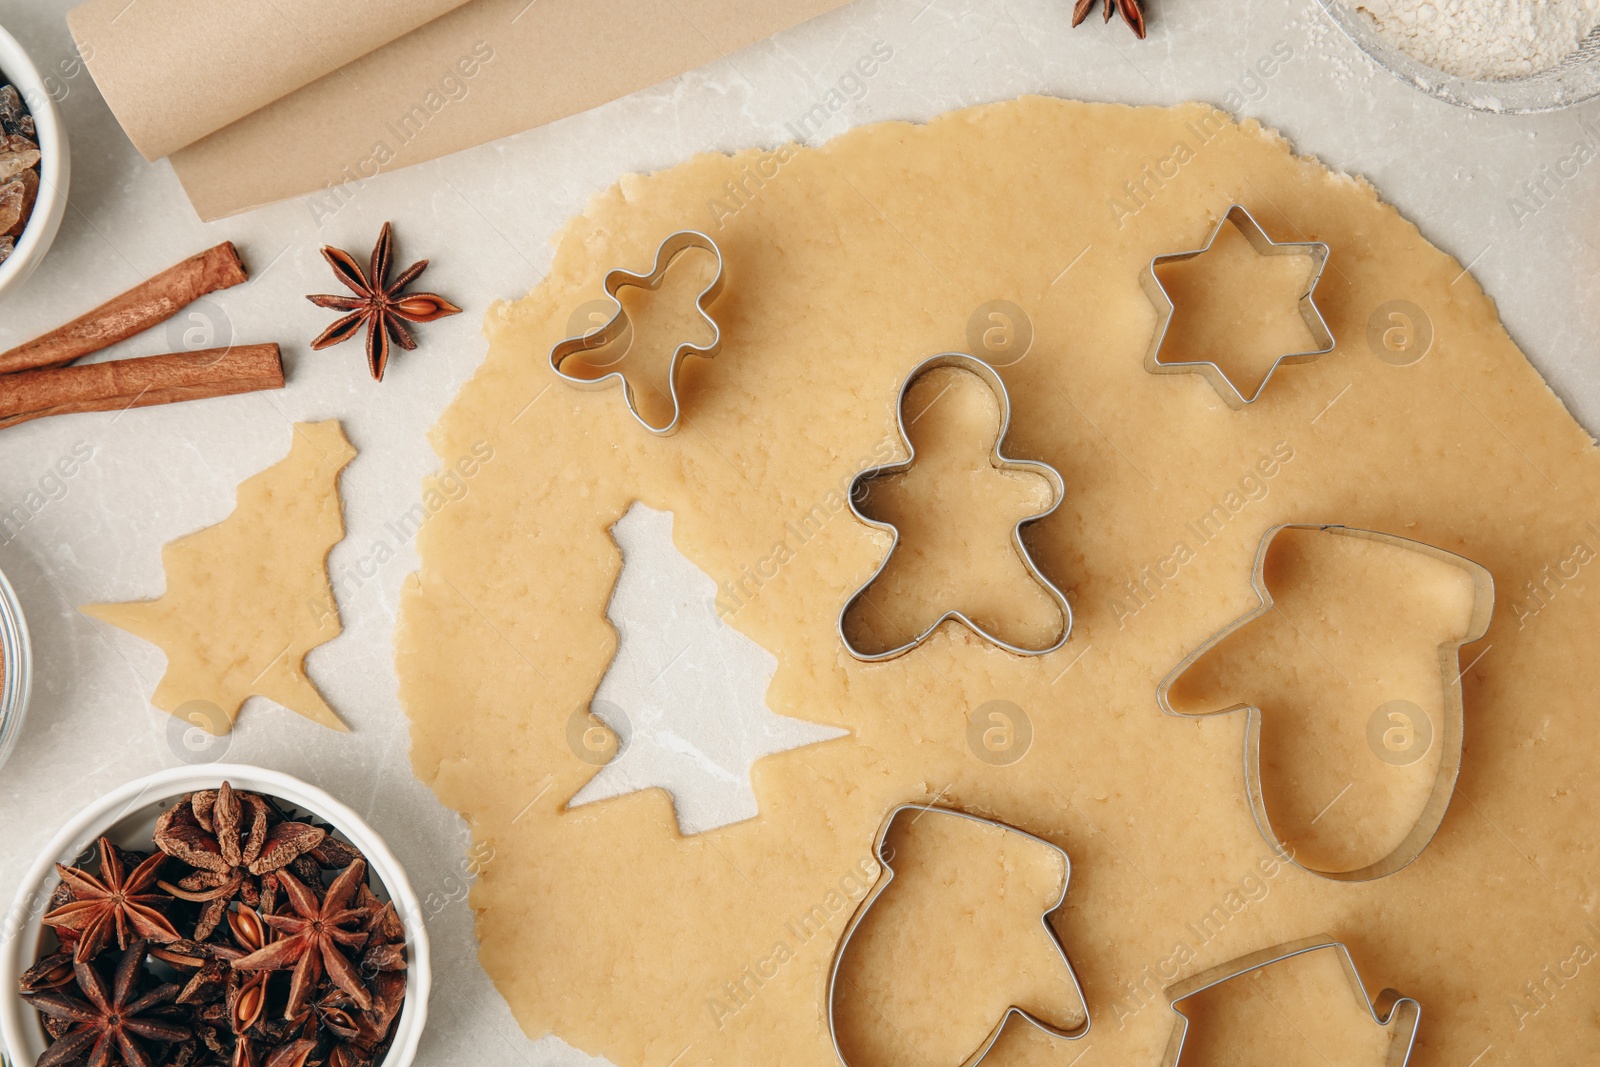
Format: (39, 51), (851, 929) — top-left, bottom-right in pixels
(567, 502), (846, 834)
(841, 364), (1067, 658)
(1169, 944), (1406, 1067)
(554, 242), (719, 432)
(831, 807), (1087, 1067)
(1162, 525), (1487, 877)
(81, 420), (355, 734)
(1153, 212), (1320, 402)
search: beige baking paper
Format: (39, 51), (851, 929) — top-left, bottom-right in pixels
(67, 0), (857, 220)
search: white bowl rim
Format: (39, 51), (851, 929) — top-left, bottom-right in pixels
(0, 562), (33, 773)
(0, 763), (432, 1067)
(0, 20), (70, 298)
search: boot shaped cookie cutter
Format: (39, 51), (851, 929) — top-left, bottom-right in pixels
(1160, 935), (1421, 1067)
(838, 353), (1072, 661)
(827, 804), (1091, 1067)
(1141, 204), (1334, 409)
(1157, 523), (1495, 882)
(548, 230), (725, 436)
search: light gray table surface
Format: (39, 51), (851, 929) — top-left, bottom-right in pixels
(0, 1), (1596, 1064)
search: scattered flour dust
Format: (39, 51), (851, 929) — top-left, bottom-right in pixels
(1355, 0), (1600, 79)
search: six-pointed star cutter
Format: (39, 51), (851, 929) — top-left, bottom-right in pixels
(827, 804), (1090, 1067)
(548, 230), (725, 436)
(1141, 203), (1334, 408)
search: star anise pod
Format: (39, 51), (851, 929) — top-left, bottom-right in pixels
(18, 951), (76, 994)
(232, 861), (373, 1019)
(1072, 0), (1146, 38)
(307, 221), (462, 381)
(155, 782), (326, 940)
(42, 838), (181, 962)
(22, 939), (191, 1067)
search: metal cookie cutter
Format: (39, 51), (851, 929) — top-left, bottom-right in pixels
(827, 804), (1091, 1067)
(1157, 523), (1495, 882)
(1141, 204), (1334, 408)
(838, 353), (1072, 661)
(1160, 935), (1421, 1067)
(548, 230), (725, 436)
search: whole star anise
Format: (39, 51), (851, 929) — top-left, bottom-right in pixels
(22, 939), (191, 1067)
(153, 781), (326, 940)
(1072, 0), (1146, 38)
(42, 838), (180, 963)
(232, 861), (373, 1019)
(307, 221), (462, 381)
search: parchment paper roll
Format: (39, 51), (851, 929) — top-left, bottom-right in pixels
(66, 0), (856, 220)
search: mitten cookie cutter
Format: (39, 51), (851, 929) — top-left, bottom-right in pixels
(1160, 935), (1420, 1067)
(827, 804), (1091, 1067)
(838, 353), (1072, 661)
(1141, 204), (1334, 408)
(548, 230), (725, 436)
(1157, 523), (1495, 881)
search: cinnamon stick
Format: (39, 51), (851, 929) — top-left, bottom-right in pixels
(0, 242), (249, 375)
(0, 344), (283, 429)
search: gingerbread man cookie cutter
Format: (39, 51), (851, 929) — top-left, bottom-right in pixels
(548, 230), (725, 436)
(1157, 523), (1495, 882)
(827, 804), (1091, 1067)
(1160, 935), (1421, 1067)
(1141, 204), (1334, 408)
(838, 353), (1072, 661)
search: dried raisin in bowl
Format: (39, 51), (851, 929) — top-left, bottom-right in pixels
(0, 765), (431, 1067)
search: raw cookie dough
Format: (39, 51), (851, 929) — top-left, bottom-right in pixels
(85, 420), (354, 733)
(397, 97), (1600, 1065)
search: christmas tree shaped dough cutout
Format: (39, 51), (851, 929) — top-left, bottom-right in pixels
(567, 502), (845, 833)
(83, 420), (355, 733)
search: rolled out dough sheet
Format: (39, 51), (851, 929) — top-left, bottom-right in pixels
(397, 98), (1600, 1064)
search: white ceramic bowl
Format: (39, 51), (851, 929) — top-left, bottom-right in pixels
(0, 21), (69, 301)
(0, 564), (31, 773)
(0, 765), (431, 1067)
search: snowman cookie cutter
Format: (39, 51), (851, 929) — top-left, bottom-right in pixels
(826, 803), (1090, 1067)
(1156, 523), (1495, 882)
(837, 353), (1073, 661)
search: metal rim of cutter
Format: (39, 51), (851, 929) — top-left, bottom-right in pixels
(548, 230), (725, 437)
(826, 804), (1091, 1067)
(837, 353), (1073, 661)
(1159, 935), (1420, 1067)
(1140, 204), (1334, 409)
(1155, 523), (1495, 882)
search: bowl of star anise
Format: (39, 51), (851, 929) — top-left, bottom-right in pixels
(0, 765), (430, 1067)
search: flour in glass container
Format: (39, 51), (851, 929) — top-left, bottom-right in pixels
(1355, 0), (1600, 79)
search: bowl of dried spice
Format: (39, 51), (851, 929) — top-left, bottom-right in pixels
(0, 766), (430, 1067)
(0, 22), (69, 300)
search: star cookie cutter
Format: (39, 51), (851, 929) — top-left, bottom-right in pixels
(838, 353), (1072, 661)
(1157, 523), (1495, 882)
(1141, 204), (1334, 408)
(827, 804), (1091, 1067)
(1160, 935), (1420, 1067)
(548, 230), (725, 436)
